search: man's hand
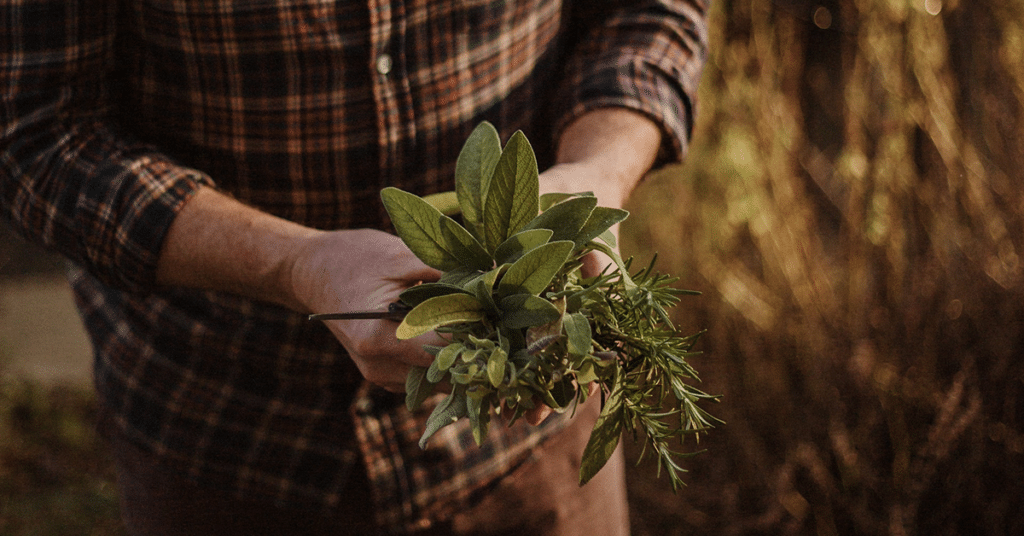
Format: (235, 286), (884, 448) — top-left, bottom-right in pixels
(155, 188), (443, 392)
(289, 229), (444, 393)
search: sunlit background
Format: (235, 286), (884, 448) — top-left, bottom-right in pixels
(3, 1), (1023, 534)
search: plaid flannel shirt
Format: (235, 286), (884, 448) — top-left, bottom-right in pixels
(1, 0), (708, 532)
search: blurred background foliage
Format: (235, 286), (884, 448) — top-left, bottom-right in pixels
(622, 0), (1024, 534)
(3, 0), (1024, 534)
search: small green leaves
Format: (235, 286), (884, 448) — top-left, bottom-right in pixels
(396, 294), (487, 339)
(381, 187), (492, 271)
(483, 131), (540, 253)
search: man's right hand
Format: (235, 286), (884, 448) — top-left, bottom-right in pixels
(288, 228), (444, 393)
(155, 187), (443, 392)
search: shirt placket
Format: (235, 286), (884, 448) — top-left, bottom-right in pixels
(367, 0), (414, 185)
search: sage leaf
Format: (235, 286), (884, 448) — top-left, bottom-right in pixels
(436, 342), (463, 371)
(396, 294), (486, 339)
(498, 294), (562, 329)
(426, 356), (446, 383)
(564, 312), (592, 357)
(574, 206), (629, 248)
(496, 240), (574, 298)
(539, 191), (594, 211)
(456, 121), (502, 239)
(524, 195), (598, 243)
(422, 191), (461, 216)
(483, 131), (539, 253)
(399, 282), (470, 307)
(381, 187), (491, 271)
(438, 267), (484, 287)
(405, 366), (432, 411)
(487, 347), (507, 388)
(494, 228), (554, 265)
(579, 372), (626, 486)
(419, 386), (469, 449)
(466, 390), (491, 445)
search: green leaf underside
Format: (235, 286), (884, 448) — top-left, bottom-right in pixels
(436, 342), (463, 371)
(575, 206), (629, 248)
(497, 240), (574, 298)
(421, 191), (461, 216)
(400, 283), (470, 307)
(419, 387), (469, 449)
(539, 191), (594, 212)
(483, 131), (540, 253)
(499, 294), (562, 328)
(396, 294), (487, 339)
(381, 187), (491, 271)
(579, 372), (627, 486)
(564, 312), (592, 357)
(467, 392), (490, 445)
(456, 121), (502, 239)
(441, 217), (493, 271)
(405, 366), (431, 411)
(494, 228), (554, 265)
(525, 195), (598, 243)
(487, 347), (507, 387)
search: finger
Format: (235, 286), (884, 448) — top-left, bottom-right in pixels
(524, 400), (554, 426)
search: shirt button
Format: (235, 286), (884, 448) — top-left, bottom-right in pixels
(375, 53), (393, 75)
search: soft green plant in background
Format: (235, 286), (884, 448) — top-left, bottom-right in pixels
(0, 377), (124, 536)
(380, 122), (718, 488)
(621, 1), (1024, 534)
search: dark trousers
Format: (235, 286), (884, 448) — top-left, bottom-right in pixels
(107, 399), (629, 536)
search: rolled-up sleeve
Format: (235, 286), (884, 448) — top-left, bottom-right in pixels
(1, 0), (211, 293)
(556, 0), (710, 165)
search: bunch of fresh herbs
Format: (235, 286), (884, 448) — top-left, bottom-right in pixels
(379, 122), (719, 489)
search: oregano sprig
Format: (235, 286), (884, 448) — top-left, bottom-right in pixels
(378, 121), (720, 489)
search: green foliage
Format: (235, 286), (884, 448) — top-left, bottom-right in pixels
(380, 121), (718, 489)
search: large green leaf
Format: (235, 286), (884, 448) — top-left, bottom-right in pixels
(399, 282), (470, 307)
(524, 195), (598, 243)
(421, 191), (461, 216)
(456, 122), (502, 240)
(579, 371), (626, 486)
(539, 191), (593, 211)
(498, 294), (562, 329)
(574, 206), (629, 248)
(496, 240), (574, 298)
(493, 228), (553, 265)
(483, 131), (540, 253)
(419, 386), (469, 449)
(405, 366), (432, 411)
(381, 187), (491, 271)
(396, 294), (487, 339)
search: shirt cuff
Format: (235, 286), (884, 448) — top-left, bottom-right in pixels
(79, 154), (213, 293)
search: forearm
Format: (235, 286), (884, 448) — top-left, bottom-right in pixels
(543, 107), (662, 207)
(154, 187), (321, 312)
